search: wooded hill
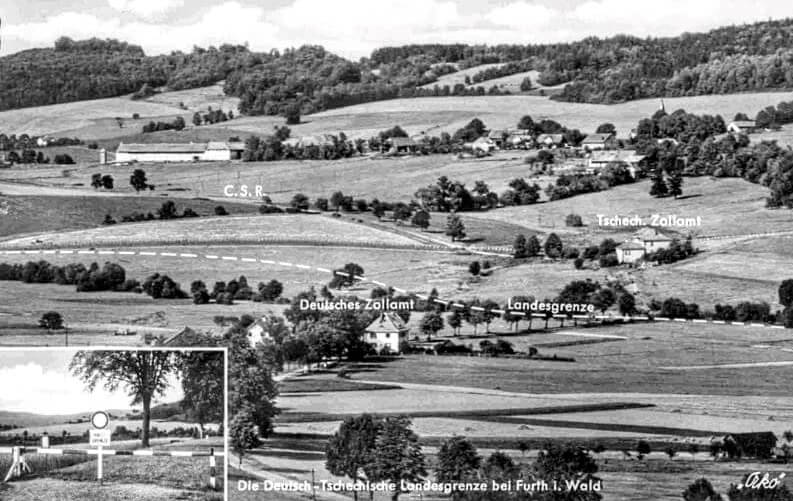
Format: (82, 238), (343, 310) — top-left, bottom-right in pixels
(4, 18), (793, 113)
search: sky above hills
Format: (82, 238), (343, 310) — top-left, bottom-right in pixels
(0, 350), (183, 415)
(3, 0), (793, 59)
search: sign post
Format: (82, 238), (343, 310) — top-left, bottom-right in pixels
(89, 411), (110, 484)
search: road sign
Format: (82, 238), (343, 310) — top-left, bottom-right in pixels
(89, 429), (111, 446)
(90, 411), (109, 429)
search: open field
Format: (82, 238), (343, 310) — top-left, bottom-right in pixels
(0, 418), (206, 437)
(2, 86), (791, 148)
(0, 214), (421, 248)
(0, 83), (239, 140)
(465, 176), (793, 238)
(0, 195), (259, 239)
(0, 151), (535, 204)
(299, 91), (793, 138)
(345, 327), (793, 396)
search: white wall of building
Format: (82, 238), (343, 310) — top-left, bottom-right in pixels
(364, 331), (406, 353)
(116, 152), (202, 163)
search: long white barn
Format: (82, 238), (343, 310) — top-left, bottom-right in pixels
(116, 141), (245, 163)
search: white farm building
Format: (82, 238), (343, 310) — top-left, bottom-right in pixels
(116, 141), (245, 163)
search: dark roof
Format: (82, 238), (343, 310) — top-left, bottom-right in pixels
(618, 241), (645, 251)
(582, 133), (614, 143)
(117, 143), (206, 154)
(366, 312), (408, 333)
(162, 327), (209, 346)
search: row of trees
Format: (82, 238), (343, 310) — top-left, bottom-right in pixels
(326, 417), (603, 501)
(190, 276), (284, 305)
(141, 116), (186, 133)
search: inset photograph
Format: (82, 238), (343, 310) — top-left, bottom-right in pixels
(0, 348), (227, 500)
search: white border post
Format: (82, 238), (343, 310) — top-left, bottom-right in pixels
(97, 445), (103, 484)
(209, 448), (217, 490)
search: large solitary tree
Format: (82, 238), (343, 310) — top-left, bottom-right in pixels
(179, 351), (225, 437)
(70, 351), (178, 447)
(326, 414), (381, 501)
(370, 416), (426, 501)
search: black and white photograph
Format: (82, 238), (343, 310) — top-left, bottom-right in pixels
(2, 0), (793, 499)
(0, 348), (227, 500)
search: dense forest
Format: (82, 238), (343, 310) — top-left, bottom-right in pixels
(0, 37), (254, 111)
(4, 19), (793, 113)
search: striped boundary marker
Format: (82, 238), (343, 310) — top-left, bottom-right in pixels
(0, 247), (788, 331)
(0, 446), (223, 487)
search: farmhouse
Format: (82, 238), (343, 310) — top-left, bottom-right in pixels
(204, 141), (246, 160)
(283, 134), (337, 149)
(487, 129), (507, 147)
(581, 133), (616, 150)
(587, 150), (647, 177)
(506, 129), (534, 149)
(464, 136), (496, 153)
(115, 141), (245, 162)
(727, 120), (757, 134)
(246, 318), (273, 346)
(363, 312), (409, 354)
(616, 228), (674, 264)
(536, 134), (566, 148)
(387, 137), (419, 154)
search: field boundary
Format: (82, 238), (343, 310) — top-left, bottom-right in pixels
(0, 247), (789, 331)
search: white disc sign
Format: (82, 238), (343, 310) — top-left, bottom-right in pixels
(91, 411), (110, 429)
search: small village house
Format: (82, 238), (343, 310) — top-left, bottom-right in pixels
(363, 312), (409, 354)
(246, 317), (273, 346)
(506, 129), (534, 149)
(487, 129), (507, 147)
(463, 136), (496, 154)
(727, 120), (757, 134)
(536, 134), (566, 149)
(587, 150), (647, 177)
(387, 137), (419, 155)
(581, 132), (616, 150)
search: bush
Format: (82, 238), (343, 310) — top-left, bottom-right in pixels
(565, 213), (583, 227)
(583, 245), (599, 260)
(315, 197), (329, 211)
(214, 205), (229, 216)
(598, 253), (619, 267)
(259, 205), (284, 214)
(563, 248), (580, 259)
(574, 257), (584, 269)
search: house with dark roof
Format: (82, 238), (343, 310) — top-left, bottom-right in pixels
(487, 129), (507, 147)
(364, 312), (409, 354)
(387, 137), (419, 154)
